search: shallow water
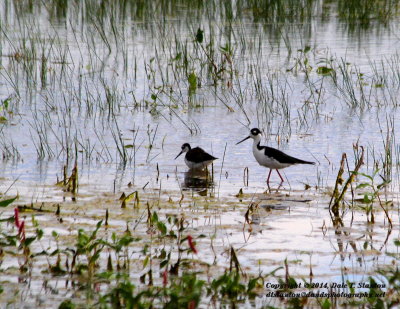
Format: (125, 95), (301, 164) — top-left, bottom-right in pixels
(1, 185), (398, 307)
(0, 0), (400, 307)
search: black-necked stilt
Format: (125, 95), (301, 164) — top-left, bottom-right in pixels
(236, 128), (314, 184)
(175, 143), (217, 170)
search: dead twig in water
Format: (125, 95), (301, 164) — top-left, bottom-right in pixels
(329, 146), (364, 214)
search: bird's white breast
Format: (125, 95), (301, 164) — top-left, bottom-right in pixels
(185, 158), (213, 170)
(252, 145), (290, 169)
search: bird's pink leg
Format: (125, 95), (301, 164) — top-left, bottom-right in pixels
(266, 169), (273, 184)
(276, 169), (285, 183)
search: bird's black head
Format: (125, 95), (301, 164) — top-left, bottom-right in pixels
(181, 143), (191, 151)
(175, 143), (191, 159)
(250, 128), (261, 136)
(236, 128), (262, 145)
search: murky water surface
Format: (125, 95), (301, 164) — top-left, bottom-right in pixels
(0, 1), (399, 307)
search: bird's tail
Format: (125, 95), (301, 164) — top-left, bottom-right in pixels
(297, 159), (315, 165)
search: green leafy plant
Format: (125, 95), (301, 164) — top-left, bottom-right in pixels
(355, 169), (392, 227)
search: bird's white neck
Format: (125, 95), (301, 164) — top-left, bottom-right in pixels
(252, 135), (262, 149)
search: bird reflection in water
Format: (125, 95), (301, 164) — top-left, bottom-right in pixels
(182, 169), (215, 196)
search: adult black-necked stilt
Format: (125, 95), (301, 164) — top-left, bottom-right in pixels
(236, 128), (314, 184)
(175, 143), (217, 170)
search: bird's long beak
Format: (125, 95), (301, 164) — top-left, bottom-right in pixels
(175, 151), (183, 159)
(236, 136), (250, 145)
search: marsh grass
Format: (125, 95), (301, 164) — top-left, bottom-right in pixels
(1, 195), (399, 308)
(1, 0), (400, 164)
(1, 0), (400, 307)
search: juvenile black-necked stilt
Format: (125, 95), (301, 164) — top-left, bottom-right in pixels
(175, 143), (217, 170)
(236, 128), (314, 184)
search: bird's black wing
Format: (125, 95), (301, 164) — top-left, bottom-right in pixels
(263, 146), (314, 165)
(186, 147), (217, 163)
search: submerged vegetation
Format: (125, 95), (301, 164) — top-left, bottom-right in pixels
(2, 0), (400, 163)
(1, 193), (399, 308)
(0, 0), (400, 307)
